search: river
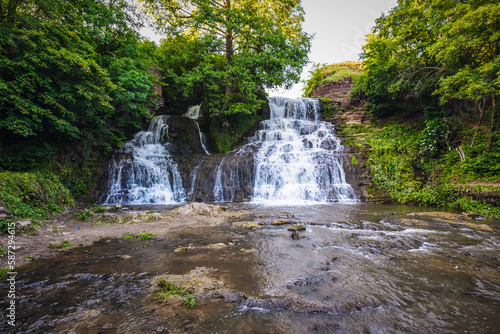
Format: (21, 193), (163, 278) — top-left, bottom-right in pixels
(1, 203), (499, 333)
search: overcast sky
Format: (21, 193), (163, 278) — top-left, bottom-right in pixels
(140, 0), (398, 98)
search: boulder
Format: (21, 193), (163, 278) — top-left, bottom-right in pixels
(0, 206), (12, 219)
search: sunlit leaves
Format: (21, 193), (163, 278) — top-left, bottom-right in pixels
(0, 0), (154, 170)
(143, 0), (311, 116)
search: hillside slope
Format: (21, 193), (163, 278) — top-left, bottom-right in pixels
(306, 62), (500, 218)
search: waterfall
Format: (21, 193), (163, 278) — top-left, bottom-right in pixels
(250, 97), (357, 205)
(102, 116), (186, 204)
(212, 157), (226, 202)
(185, 105), (210, 155)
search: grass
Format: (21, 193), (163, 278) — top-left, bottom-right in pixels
(339, 120), (500, 219)
(154, 278), (195, 308)
(0, 267), (9, 280)
(303, 61), (362, 97)
(92, 205), (106, 213)
(0, 171), (74, 221)
(124, 232), (158, 240)
(47, 240), (71, 249)
(75, 208), (94, 221)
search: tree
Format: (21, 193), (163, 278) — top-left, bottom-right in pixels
(356, 0), (499, 149)
(0, 0), (155, 170)
(141, 0), (311, 115)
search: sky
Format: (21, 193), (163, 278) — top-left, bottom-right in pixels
(140, 0), (398, 98)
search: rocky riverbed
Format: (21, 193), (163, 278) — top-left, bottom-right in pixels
(1, 203), (499, 333)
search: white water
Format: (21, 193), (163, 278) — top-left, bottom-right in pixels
(185, 105), (210, 154)
(102, 116), (186, 204)
(251, 97), (358, 205)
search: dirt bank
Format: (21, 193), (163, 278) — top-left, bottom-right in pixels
(0, 203), (260, 268)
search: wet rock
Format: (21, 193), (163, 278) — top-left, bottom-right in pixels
(16, 220), (32, 227)
(291, 231), (300, 239)
(272, 219), (292, 225)
(288, 224), (306, 232)
(407, 212), (493, 232)
(153, 267), (226, 299)
(309, 222), (332, 227)
(81, 309), (101, 319)
(233, 221), (263, 229)
(408, 211), (466, 219)
(287, 276), (331, 288)
(0, 206), (12, 219)
(222, 291), (245, 303)
(240, 248), (257, 253)
(172, 203), (227, 216)
(206, 243), (229, 249)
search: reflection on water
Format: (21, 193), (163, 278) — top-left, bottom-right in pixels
(1, 203), (499, 333)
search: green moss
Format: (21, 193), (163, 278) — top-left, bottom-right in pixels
(303, 61), (362, 97)
(0, 171), (74, 220)
(339, 120), (500, 218)
(155, 278), (195, 308)
(0, 267), (9, 280)
(124, 232), (158, 240)
(47, 240), (71, 249)
(93, 205), (106, 213)
(75, 208), (94, 221)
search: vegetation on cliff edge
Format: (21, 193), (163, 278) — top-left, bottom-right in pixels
(304, 0), (499, 217)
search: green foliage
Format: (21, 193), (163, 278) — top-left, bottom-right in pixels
(0, 171), (73, 219)
(93, 205), (106, 213)
(146, 0), (311, 117)
(0, 219), (9, 234)
(0, 0), (155, 171)
(0, 268), (8, 280)
(418, 118), (447, 159)
(47, 240), (71, 249)
(365, 125), (423, 204)
(340, 119), (500, 218)
(303, 62), (361, 97)
(319, 98), (340, 119)
(209, 111), (263, 153)
(155, 278), (195, 308)
(124, 232), (158, 240)
(355, 0), (499, 121)
(351, 156), (358, 165)
(75, 208), (94, 221)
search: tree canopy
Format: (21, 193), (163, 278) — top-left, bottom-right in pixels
(141, 0), (311, 116)
(0, 0), (156, 170)
(354, 0), (499, 119)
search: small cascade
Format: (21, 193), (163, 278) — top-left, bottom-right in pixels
(250, 97), (357, 205)
(185, 105), (210, 155)
(212, 157), (226, 201)
(102, 116), (186, 204)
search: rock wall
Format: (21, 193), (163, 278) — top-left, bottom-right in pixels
(313, 79), (385, 203)
(98, 95), (372, 203)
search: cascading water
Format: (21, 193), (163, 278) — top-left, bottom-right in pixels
(102, 116), (186, 204)
(185, 105), (210, 155)
(250, 97), (357, 204)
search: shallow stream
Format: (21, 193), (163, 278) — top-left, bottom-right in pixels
(1, 203), (499, 333)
